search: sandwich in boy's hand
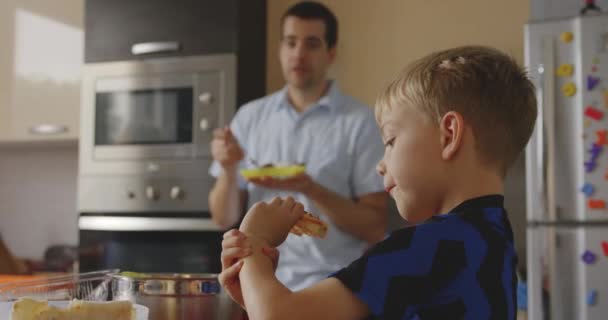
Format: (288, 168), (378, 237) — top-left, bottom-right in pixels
(290, 212), (328, 239)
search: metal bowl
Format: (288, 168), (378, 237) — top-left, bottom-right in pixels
(112, 273), (244, 320)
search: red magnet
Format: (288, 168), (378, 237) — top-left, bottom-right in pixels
(588, 199), (606, 209)
(602, 241), (608, 257)
(597, 130), (608, 145)
(585, 106), (603, 120)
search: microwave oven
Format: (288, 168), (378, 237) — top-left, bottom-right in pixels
(78, 54), (235, 213)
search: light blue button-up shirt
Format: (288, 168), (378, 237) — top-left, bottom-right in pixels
(209, 81), (384, 290)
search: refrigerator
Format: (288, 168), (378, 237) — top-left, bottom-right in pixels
(525, 14), (608, 320)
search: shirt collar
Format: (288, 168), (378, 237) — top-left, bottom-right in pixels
(447, 194), (505, 213)
(276, 80), (342, 113)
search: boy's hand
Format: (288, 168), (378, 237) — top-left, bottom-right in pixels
(218, 229), (280, 309)
(239, 196), (305, 247)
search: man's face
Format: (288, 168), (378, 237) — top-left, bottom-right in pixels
(279, 16), (336, 90)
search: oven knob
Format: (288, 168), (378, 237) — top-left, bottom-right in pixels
(198, 92), (213, 105)
(170, 186), (185, 200)
(199, 118), (209, 131)
(145, 186), (160, 201)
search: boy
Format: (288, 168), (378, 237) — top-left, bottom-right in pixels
(218, 45), (537, 319)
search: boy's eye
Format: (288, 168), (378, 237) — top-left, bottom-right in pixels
(384, 137), (395, 147)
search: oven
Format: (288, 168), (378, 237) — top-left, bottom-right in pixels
(78, 214), (222, 273)
(77, 54), (235, 273)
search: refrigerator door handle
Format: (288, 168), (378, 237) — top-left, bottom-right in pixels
(529, 37), (558, 320)
(535, 37), (558, 222)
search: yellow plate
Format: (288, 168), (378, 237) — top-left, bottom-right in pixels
(240, 165), (306, 179)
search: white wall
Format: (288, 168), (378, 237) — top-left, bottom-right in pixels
(0, 145), (78, 259)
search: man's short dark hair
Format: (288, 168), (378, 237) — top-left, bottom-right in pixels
(281, 1), (338, 49)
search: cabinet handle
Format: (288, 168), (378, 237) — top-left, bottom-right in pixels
(29, 124), (68, 135)
(131, 42), (181, 55)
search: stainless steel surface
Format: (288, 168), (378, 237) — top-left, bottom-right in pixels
(29, 124), (68, 135)
(78, 175), (214, 212)
(78, 54), (236, 213)
(131, 42), (181, 55)
(78, 216), (222, 232)
(525, 15), (608, 320)
(112, 273), (243, 320)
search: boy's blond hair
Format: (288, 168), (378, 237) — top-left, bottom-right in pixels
(376, 46), (537, 176)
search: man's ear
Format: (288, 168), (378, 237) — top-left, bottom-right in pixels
(439, 111), (465, 160)
(327, 46), (337, 64)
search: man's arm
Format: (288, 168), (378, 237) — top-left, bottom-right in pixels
(239, 238), (370, 320)
(305, 187), (388, 245)
(208, 167), (248, 229)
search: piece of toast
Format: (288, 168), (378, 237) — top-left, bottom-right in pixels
(10, 298), (134, 320)
(290, 212), (328, 239)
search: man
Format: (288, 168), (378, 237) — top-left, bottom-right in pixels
(208, 1), (388, 290)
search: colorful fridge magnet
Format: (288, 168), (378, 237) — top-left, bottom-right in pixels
(587, 75), (600, 90)
(557, 64), (574, 77)
(602, 241), (608, 257)
(603, 89), (608, 108)
(593, 57), (600, 64)
(560, 31), (574, 43)
(582, 250), (598, 264)
(587, 290), (598, 306)
(585, 161), (597, 172)
(592, 65), (598, 72)
(581, 183), (595, 197)
(585, 106), (603, 120)
(589, 143), (603, 160)
(562, 82), (577, 97)
(596, 130), (608, 145)
(588, 199), (606, 209)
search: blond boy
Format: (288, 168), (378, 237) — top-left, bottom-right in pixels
(219, 46), (537, 320)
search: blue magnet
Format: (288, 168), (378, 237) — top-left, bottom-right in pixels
(582, 250), (597, 264)
(589, 143), (603, 160)
(585, 161), (597, 173)
(587, 289), (598, 306)
(581, 183), (595, 197)
(588, 75), (600, 91)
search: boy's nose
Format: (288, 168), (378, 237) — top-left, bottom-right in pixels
(376, 160), (386, 176)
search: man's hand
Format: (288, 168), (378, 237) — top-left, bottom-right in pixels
(218, 229), (279, 309)
(240, 196), (305, 246)
(249, 174), (316, 194)
(211, 127), (244, 170)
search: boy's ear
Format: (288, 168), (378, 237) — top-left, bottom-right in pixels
(439, 111), (465, 160)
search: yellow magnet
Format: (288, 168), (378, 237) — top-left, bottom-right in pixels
(562, 82), (577, 97)
(557, 64), (574, 77)
(560, 32), (574, 43)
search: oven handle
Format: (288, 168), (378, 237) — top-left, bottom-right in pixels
(79, 216), (222, 232)
(131, 41), (181, 55)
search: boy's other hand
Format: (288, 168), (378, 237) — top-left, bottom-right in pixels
(211, 127), (244, 170)
(219, 229), (280, 309)
(239, 196), (305, 246)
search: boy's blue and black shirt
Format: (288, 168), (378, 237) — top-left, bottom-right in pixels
(331, 195), (517, 320)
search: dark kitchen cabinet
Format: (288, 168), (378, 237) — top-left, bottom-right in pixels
(85, 0), (266, 106)
(85, 0), (264, 62)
